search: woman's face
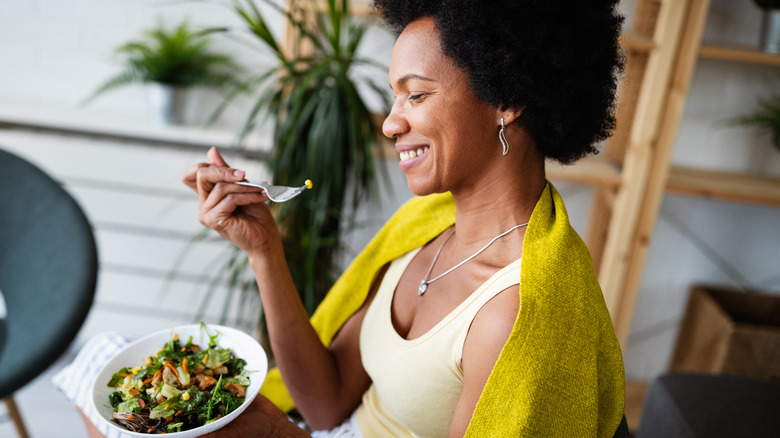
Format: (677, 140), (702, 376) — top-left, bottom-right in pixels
(384, 17), (502, 196)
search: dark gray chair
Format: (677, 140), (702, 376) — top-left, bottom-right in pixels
(0, 148), (98, 437)
(614, 415), (630, 438)
(636, 372), (780, 438)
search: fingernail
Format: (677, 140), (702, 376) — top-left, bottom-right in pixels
(233, 169), (245, 178)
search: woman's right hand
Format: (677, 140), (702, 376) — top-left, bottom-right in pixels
(181, 147), (282, 258)
(183, 149), (372, 430)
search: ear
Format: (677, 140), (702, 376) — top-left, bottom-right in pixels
(497, 107), (523, 126)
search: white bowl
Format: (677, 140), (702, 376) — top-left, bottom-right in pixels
(91, 324), (267, 438)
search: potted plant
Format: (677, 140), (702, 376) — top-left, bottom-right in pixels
(188, 0), (390, 328)
(86, 21), (241, 125)
(725, 94), (780, 151)
(754, 0), (780, 54)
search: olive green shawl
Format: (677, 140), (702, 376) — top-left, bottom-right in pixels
(261, 182), (625, 436)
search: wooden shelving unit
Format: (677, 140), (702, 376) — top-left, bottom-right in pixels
(544, 0), (780, 344)
(700, 43), (780, 66)
(667, 166), (780, 206)
(543, 1), (780, 430)
(620, 31), (656, 53)
(545, 155), (622, 187)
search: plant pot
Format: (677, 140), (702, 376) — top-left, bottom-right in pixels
(760, 9), (780, 55)
(146, 83), (187, 126)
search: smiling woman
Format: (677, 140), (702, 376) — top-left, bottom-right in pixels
(383, 17), (528, 197)
(63, 1), (627, 437)
(190, 0), (626, 436)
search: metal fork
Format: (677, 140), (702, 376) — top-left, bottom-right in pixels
(234, 180), (312, 202)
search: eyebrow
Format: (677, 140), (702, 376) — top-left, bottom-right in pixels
(391, 73), (436, 90)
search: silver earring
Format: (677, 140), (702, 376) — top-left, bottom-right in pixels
(499, 117), (509, 155)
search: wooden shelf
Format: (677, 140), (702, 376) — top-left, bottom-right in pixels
(666, 165), (780, 206)
(620, 31), (656, 53)
(700, 43), (780, 67)
(546, 154), (622, 187)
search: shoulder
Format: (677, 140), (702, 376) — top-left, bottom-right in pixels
(462, 286), (519, 371)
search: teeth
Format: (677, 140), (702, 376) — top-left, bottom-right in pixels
(399, 147), (429, 161)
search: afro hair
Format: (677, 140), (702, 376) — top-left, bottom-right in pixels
(373, 0), (624, 164)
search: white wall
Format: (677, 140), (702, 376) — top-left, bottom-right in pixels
(0, 0), (289, 127)
(1, 0), (779, 388)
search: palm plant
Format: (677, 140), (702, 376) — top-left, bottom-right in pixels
(204, 0), (390, 317)
(725, 94), (780, 151)
(86, 21), (240, 102)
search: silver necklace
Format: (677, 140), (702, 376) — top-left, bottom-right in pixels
(418, 222), (529, 296)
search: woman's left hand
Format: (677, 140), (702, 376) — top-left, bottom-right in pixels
(200, 395), (310, 437)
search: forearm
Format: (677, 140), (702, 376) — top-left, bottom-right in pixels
(248, 249), (358, 429)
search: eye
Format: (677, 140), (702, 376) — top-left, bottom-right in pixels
(408, 92), (428, 103)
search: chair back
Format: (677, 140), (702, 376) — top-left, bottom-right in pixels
(0, 148), (98, 397)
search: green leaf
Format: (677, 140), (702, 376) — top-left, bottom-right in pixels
(723, 94), (780, 151)
(116, 398), (141, 414)
(108, 391), (124, 408)
(107, 367), (132, 387)
(85, 20), (243, 103)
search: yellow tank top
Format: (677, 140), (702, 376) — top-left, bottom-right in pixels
(356, 247), (522, 437)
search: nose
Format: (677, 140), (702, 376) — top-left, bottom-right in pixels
(382, 100), (409, 139)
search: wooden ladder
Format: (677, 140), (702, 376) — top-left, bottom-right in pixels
(587, 0), (713, 345)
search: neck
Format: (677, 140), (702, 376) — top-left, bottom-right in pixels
(450, 140), (546, 247)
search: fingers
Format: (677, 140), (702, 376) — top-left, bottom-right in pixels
(198, 185), (269, 230)
(181, 162), (210, 191)
(199, 192), (267, 230)
(207, 146), (229, 167)
(181, 147), (231, 192)
(195, 166), (247, 203)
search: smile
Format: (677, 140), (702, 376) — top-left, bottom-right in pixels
(399, 146), (429, 161)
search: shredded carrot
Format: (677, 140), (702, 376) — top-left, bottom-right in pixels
(148, 429), (154, 433)
(202, 353), (209, 364)
(175, 410), (183, 416)
(128, 388), (140, 396)
(181, 346), (186, 352)
(116, 373), (132, 378)
(173, 333), (179, 340)
(182, 358), (188, 374)
(165, 416), (173, 424)
(142, 377), (154, 385)
(127, 415), (134, 420)
(164, 362), (179, 377)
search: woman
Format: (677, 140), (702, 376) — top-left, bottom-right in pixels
(63, 1), (624, 436)
(182, 1), (626, 436)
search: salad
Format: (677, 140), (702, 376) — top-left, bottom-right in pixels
(105, 324), (252, 434)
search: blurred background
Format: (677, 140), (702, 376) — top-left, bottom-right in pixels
(0, 0), (779, 436)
